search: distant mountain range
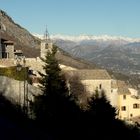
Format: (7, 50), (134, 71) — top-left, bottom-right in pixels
(33, 34), (140, 75)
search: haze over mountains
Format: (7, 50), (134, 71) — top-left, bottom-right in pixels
(34, 33), (140, 75)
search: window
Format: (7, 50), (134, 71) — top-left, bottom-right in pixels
(133, 104), (140, 109)
(130, 114), (133, 117)
(99, 84), (102, 89)
(123, 95), (126, 100)
(45, 43), (48, 49)
(121, 106), (126, 111)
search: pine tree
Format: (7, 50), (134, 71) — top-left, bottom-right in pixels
(32, 46), (69, 121)
(31, 46), (82, 140)
(85, 90), (117, 139)
(89, 90), (117, 121)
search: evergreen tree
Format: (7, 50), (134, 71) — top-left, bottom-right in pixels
(31, 46), (82, 139)
(89, 90), (117, 121)
(83, 90), (116, 139)
(86, 90), (140, 140)
(32, 46), (69, 121)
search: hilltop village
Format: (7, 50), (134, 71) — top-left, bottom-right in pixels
(0, 34), (140, 125)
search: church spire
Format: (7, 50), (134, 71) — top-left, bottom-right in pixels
(40, 26), (53, 59)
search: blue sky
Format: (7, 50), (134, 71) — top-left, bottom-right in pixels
(0, 0), (140, 38)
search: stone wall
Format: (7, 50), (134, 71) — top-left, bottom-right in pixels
(0, 76), (41, 106)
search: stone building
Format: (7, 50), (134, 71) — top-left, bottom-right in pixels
(64, 69), (140, 123)
(40, 28), (53, 59)
(0, 38), (23, 59)
(40, 39), (53, 59)
(112, 80), (140, 122)
(64, 69), (113, 103)
(0, 39), (14, 58)
(3, 40), (14, 58)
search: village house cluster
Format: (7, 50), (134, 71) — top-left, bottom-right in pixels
(0, 36), (140, 124)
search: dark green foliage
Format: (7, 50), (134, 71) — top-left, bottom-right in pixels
(33, 47), (69, 121)
(31, 46), (82, 140)
(88, 90), (117, 120)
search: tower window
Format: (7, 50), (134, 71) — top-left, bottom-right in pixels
(133, 104), (140, 109)
(123, 95), (126, 100)
(45, 43), (48, 49)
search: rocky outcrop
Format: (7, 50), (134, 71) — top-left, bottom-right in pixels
(0, 10), (40, 57)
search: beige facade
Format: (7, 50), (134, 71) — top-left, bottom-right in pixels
(118, 94), (140, 121)
(111, 80), (140, 122)
(40, 40), (53, 59)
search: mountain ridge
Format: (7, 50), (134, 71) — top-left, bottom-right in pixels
(0, 10), (40, 57)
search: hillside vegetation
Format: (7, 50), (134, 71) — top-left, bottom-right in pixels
(0, 66), (28, 81)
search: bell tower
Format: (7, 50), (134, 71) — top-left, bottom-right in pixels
(40, 27), (53, 59)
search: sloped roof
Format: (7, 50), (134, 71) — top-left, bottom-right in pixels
(117, 80), (131, 95)
(64, 69), (111, 80)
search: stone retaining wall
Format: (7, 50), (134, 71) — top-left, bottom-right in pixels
(0, 76), (41, 106)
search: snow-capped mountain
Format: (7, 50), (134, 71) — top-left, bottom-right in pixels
(33, 33), (140, 44)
